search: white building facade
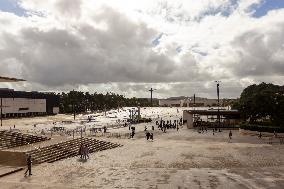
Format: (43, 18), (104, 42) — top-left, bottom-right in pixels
(159, 97), (221, 107)
(0, 89), (60, 118)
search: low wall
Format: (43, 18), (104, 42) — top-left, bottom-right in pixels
(0, 151), (26, 166)
(239, 128), (284, 137)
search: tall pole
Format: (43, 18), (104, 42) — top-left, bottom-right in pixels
(215, 81), (221, 128)
(71, 90), (76, 120)
(149, 88), (154, 107)
(193, 94), (196, 107)
(1, 98), (2, 127)
(73, 103), (76, 120)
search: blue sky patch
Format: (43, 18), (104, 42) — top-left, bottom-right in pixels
(152, 33), (164, 46)
(0, 0), (26, 16)
(252, 0), (284, 17)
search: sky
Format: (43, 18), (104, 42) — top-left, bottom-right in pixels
(0, 0), (284, 99)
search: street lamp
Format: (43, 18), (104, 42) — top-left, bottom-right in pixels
(69, 90), (76, 120)
(215, 81), (221, 128)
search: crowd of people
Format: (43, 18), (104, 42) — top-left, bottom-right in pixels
(156, 118), (183, 133)
(141, 117), (183, 141)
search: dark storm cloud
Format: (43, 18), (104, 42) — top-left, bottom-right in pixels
(0, 6), (200, 87)
(1, 0), (284, 99)
(230, 22), (284, 77)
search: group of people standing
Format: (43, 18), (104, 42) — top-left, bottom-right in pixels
(79, 144), (90, 159)
(156, 118), (182, 133)
(144, 126), (154, 141)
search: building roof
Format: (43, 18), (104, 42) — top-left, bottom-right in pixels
(185, 109), (240, 116)
(0, 76), (25, 82)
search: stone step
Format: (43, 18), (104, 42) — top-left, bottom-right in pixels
(25, 137), (122, 164)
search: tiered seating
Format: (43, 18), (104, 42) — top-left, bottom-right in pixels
(26, 137), (122, 164)
(0, 130), (50, 150)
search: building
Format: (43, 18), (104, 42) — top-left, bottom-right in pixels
(0, 88), (60, 118)
(159, 96), (222, 107)
(183, 109), (241, 128)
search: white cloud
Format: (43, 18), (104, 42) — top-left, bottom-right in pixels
(0, 0), (283, 98)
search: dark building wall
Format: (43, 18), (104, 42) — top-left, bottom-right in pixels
(45, 94), (60, 114)
(0, 89), (60, 116)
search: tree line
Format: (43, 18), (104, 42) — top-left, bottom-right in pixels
(233, 82), (284, 127)
(58, 91), (158, 114)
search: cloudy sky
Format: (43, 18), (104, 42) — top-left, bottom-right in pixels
(0, 0), (284, 99)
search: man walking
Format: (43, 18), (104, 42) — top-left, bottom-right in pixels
(24, 155), (32, 176)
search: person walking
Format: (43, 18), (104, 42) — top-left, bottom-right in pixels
(24, 155), (32, 176)
(79, 144), (84, 159)
(146, 131), (150, 140)
(258, 132), (262, 139)
(229, 130), (232, 140)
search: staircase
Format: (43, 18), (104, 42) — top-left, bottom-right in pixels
(26, 137), (122, 164)
(0, 130), (50, 150)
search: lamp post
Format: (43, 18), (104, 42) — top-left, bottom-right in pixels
(1, 98), (2, 127)
(68, 102), (75, 120)
(215, 81), (221, 128)
(69, 90), (76, 120)
(193, 94), (196, 110)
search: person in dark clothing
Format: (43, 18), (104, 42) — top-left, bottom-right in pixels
(146, 131), (150, 140)
(24, 155), (32, 176)
(229, 130), (232, 139)
(152, 125), (155, 131)
(130, 127), (135, 138)
(79, 144), (84, 159)
(258, 132), (262, 138)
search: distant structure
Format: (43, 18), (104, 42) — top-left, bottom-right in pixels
(183, 109), (240, 128)
(0, 88), (60, 118)
(158, 96), (223, 107)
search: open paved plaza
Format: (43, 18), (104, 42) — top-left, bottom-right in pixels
(0, 123), (283, 189)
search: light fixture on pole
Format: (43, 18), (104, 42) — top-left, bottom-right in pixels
(215, 81), (221, 128)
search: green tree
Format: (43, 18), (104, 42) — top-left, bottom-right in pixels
(236, 82), (284, 126)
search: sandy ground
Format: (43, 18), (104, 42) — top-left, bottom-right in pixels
(0, 107), (283, 188)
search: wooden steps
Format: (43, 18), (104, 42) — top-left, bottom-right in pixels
(0, 130), (50, 150)
(26, 137), (122, 164)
